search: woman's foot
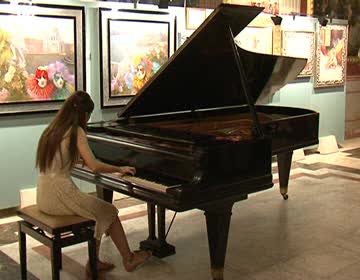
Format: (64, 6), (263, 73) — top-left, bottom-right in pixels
(123, 250), (152, 272)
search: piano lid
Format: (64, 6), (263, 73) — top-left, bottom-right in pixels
(119, 4), (303, 119)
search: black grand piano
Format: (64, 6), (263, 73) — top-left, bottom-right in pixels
(71, 4), (319, 280)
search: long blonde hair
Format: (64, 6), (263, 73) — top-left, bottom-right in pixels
(36, 91), (94, 173)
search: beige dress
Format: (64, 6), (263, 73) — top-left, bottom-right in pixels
(37, 134), (118, 240)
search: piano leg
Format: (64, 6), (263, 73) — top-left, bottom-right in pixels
(147, 203), (156, 241)
(203, 201), (235, 280)
(277, 151), (293, 200)
(96, 185), (113, 203)
(140, 205), (176, 258)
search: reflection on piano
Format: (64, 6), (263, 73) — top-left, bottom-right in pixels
(71, 4), (319, 280)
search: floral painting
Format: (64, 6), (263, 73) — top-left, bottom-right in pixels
(315, 24), (347, 88)
(0, 4), (84, 114)
(109, 20), (169, 96)
(100, 9), (175, 107)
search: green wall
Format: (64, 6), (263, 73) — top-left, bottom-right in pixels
(0, 1), (346, 209)
(0, 1), (111, 209)
(271, 81), (345, 141)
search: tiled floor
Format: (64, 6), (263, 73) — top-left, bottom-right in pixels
(0, 137), (359, 280)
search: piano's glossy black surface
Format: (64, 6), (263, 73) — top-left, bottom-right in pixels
(71, 4), (319, 280)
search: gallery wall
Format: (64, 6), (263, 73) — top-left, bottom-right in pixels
(269, 15), (346, 140)
(0, 0), (347, 209)
(0, 0), (185, 209)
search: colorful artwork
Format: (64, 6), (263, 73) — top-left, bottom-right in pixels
(109, 20), (168, 96)
(100, 9), (175, 107)
(0, 4), (84, 114)
(315, 24), (347, 88)
(282, 31), (315, 77)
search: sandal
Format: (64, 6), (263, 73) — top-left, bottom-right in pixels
(123, 250), (152, 272)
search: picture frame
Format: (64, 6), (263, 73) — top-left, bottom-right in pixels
(100, 8), (175, 107)
(314, 24), (348, 88)
(0, 3), (85, 115)
(272, 26), (282, 55)
(282, 31), (315, 77)
(306, 0), (314, 16)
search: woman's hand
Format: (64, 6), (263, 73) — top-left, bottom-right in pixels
(117, 166), (136, 177)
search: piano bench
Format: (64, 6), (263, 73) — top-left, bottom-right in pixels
(17, 205), (97, 280)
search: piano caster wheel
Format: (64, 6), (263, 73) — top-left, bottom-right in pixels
(282, 194), (288, 200)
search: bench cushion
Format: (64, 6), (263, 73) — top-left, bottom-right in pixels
(17, 205), (95, 234)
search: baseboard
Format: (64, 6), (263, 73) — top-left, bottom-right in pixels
(0, 207), (18, 219)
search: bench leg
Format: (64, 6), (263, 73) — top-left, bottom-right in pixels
(50, 235), (61, 280)
(88, 235), (98, 280)
(18, 222), (27, 280)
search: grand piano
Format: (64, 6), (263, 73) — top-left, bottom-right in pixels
(71, 4), (319, 280)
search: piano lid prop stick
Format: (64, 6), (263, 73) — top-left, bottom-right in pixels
(228, 26), (264, 139)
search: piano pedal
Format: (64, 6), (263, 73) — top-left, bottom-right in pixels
(139, 239), (175, 258)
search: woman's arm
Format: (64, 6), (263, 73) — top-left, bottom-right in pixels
(76, 127), (135, 176)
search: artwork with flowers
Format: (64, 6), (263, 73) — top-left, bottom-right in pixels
(100, 9), (175, 107)
(0, 4), (84, 115)
(315, 24), (348, 88)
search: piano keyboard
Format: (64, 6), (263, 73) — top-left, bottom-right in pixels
(103, 173), (169, 193)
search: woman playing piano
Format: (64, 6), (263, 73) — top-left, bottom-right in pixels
(35, 90), (151, 278)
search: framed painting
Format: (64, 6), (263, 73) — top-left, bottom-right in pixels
(314, 24), (348, 88)
(100, 9), (175, 107)
(282, 31), (315, 77)
(234, 26), (273, 55)
(0, 3), (85, 115)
